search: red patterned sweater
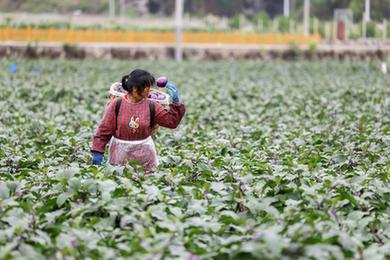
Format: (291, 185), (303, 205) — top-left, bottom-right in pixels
(91, 94), (185, 153)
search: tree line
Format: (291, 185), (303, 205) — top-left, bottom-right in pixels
(0, 0), (389, 21)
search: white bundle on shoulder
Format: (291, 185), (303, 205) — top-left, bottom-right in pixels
(109, 82), (171, 106)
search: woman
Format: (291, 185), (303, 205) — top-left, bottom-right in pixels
(91, 69), (185, 172)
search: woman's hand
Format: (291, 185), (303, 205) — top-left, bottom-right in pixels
(166, 82), (180, 103)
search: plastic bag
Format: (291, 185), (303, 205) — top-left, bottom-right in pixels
(109, 136), (158, 173)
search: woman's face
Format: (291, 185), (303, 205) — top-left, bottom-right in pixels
(131, 85), (150, 100)
(141, 86), (151, 98)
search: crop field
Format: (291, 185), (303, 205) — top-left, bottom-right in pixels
(0, 60), (389, 259)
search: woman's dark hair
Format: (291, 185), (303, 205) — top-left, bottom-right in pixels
(121, 69), (155, 95)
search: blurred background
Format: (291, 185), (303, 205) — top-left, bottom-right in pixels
(0, 0), (389, 61)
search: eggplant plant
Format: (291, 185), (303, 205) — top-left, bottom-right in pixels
(0, 60), (389, 259)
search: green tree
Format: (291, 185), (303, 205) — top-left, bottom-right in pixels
(349, 0), (390, 21)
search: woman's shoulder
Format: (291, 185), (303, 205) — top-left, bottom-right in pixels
(105, 97), (120, 110)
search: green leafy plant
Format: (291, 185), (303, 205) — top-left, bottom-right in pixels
(0, 60), (389, 259)
(366, 21), (379, 38)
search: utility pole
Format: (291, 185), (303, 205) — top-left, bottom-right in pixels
(175, 0), (184, 62)
(364, 0), (370, 22)
(109, 0), (116, 17)
(120, 0), (125, 17)
(284, 0), (290, 17)
(303, 0), (310, 36)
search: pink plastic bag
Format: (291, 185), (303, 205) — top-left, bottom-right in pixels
(109, 137), (158, 173)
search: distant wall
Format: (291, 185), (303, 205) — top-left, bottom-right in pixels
(0, 43), (389, 61)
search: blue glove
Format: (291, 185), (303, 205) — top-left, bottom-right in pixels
(166, 82), (180, 103)
(92, 151), (104, 165)
(8, 64), (17, 73)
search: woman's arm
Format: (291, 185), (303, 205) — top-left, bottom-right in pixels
(91, 99), (118, 153)
(154, 102), (185, 129)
